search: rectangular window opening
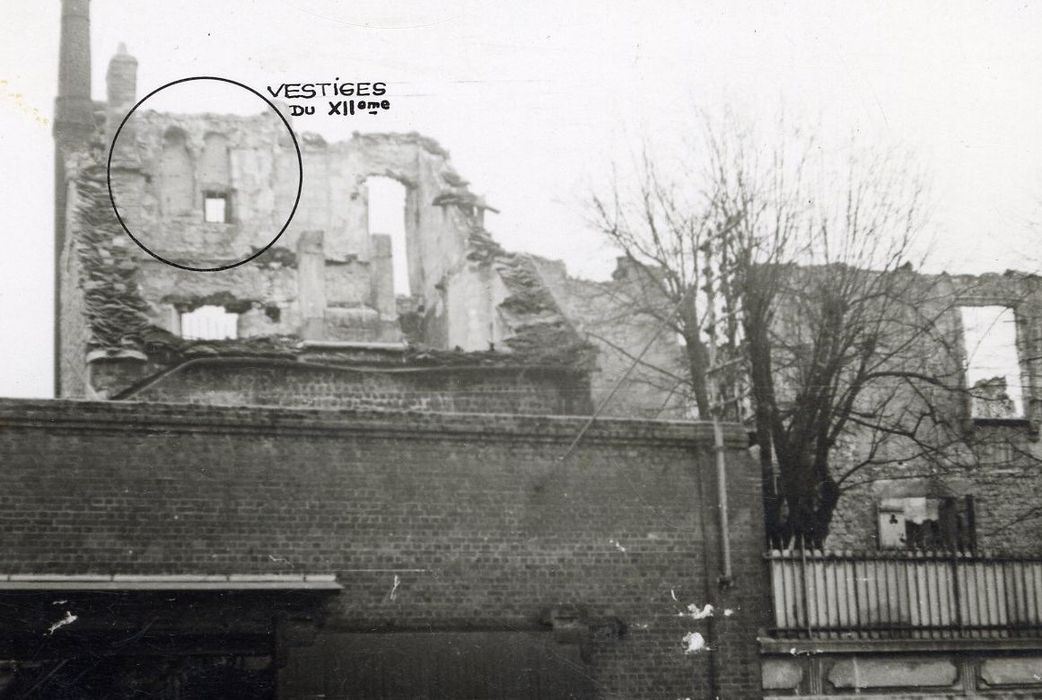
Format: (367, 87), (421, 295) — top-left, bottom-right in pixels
(960, 305), (1024, 419)
(365, 176), (409, 296)
(180, 305), (239, 340)
(878, 496), (975, 551)
(204, 192), (230, 224)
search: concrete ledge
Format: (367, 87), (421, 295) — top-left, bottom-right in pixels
(761, 637), (1042, 654)
(298, 340), (408, 350)
(766, 696), (1042, 700)
(0, 573), (342, 591)
(0, 397), (749, 448)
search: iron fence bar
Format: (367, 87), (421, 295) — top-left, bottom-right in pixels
(764, 548), (1042, 640)
(950, 549), (963, 636)
(903, 553), (913, 640)
(800, 540), (812, 638)
(852, 553), (862, 638)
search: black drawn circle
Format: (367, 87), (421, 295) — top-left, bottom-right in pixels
(106, 76), (303, 272)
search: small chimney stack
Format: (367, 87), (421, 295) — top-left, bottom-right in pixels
(106, 43), (138, 113)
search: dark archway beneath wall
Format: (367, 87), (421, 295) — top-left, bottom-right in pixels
(0, 585), (337, 700)
(0, 653), (274, 699)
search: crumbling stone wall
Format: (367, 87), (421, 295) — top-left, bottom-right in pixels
(543, 254), (1042, 552)
(57, 164), (92, 398)
(107, 111), (404, 345)
(825, 271), (1042, 552)
(112, 110), (302, 263)
(59, 47), (593, 405)
(537, 256), (693, 419)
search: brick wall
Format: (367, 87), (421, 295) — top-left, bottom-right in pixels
(117, 359), (594, 416)
(0, 398), (766, 698)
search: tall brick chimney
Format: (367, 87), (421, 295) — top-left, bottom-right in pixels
(54, 0), (93, 151)
(54, 0), (93, 397)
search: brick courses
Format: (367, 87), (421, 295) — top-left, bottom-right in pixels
(0, 398), (766, 698)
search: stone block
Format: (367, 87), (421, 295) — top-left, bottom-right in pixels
(828, 657), (957, 689)
(762, 658), (803, 690)
(980, 657), (1042, 687)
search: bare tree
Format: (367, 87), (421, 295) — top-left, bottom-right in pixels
(586, 116), (1013, 546)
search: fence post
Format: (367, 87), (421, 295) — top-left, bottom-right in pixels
(951, 547), (963, 636)
(800, 538), (812, 638)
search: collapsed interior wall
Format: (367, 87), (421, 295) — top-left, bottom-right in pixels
(536, 256), (693, 420)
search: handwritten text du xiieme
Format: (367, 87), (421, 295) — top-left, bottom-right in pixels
(266, 81), (390, 117)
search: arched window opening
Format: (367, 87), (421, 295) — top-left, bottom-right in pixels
(366, 176), (409, 296)
(200, 132), (232, 223)
(159, 127), (194, 216)
(200, 133), (230, 186)
(180, 305), (238, 340)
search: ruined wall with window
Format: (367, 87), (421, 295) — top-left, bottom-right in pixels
(548, 259), (1042, 553)
(541, 252), (1042, 553)
(822, 271), (1042, 553)
(57, 47), (592, 411)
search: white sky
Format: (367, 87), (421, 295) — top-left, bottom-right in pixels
(2, 0), (1041, 398)
(961, 305), (1023, 415)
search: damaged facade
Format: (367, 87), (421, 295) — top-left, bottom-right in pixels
(820, 270), (1042, 552)
(547, 252), (1042, 694)
(546, 253), (1042, 553)
(759, 270), (1042, 697)
(57, 32), (591, 415)
(19, 1), (772, 698)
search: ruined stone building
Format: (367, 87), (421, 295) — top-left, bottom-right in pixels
(550, 253), (1042, 694)
(57, 34), (593, 416)
(32, 1), (1042, 696)
(0, 1), (773, 697)
(555, 258), (1042, 555)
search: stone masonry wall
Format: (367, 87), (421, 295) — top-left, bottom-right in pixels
(824, 272), (1042, 553)
(56, 47), (594, 400)
(543, 254), (1042, 554)
(536, 257), (692, 420)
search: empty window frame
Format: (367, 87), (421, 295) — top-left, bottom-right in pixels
(960, 305), (1024, 419)
(365, 176), (409, 296)
(878, 496), (975, 550)
(180, 305), (238, 340)
(203, 191), (230, 223)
